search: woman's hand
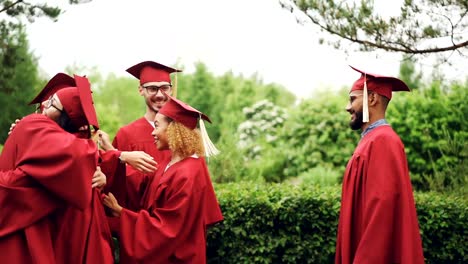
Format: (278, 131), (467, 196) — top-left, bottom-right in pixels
(97, 130), (116, 151)
(102, 192), (122, 217)
(8, 119), (21, 135)
(120, 151), (157, 173)
(92, 166), (107, 189)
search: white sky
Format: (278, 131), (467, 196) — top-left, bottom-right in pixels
(24, 0), (465, 98)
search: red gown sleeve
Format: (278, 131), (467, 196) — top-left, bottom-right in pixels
(0, 115), (98, 240)
(5, 115), (97, 210)
(0, 168), (59, 237)
(118, 175), (194, 262)
(100, 149), (126, 202)
(112, 128), (152, 211)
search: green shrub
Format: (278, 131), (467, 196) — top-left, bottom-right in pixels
(276, 90), (359, 180)
(207, 183), (467, 263)
(416, 192), (468, 263)
(387, 81), (468, 193)
(267, 82), (467, 193)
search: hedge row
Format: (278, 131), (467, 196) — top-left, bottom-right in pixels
(207, 182), (467, 263)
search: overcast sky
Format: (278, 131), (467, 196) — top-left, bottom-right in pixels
(24, 0), (464, 98)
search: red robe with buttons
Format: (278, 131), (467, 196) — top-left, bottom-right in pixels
(0, 114), (104, 264)
(335, 126), (425, 264)
(112, 117), (171, 210)
(114, 157), (223, 263)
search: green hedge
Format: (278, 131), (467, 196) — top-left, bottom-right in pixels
(207, 182), (467, 264)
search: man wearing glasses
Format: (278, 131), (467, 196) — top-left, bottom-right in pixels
(100, 61), (182, 213)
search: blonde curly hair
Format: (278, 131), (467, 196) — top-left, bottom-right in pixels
(166, 120), (205, 158)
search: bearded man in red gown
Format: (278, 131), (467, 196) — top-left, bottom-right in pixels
(335, 66), (425, 264)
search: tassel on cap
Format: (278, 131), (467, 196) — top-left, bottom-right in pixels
(199, 115), (220, 157)
(362, 74), (369, 123)
(158, 93), (220, 157)
(172, 71), (178, 98)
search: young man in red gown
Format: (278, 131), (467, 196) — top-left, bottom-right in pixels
(335, 66), (425, 264)
(101, 61), (181, 211)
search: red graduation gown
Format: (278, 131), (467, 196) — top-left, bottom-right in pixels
(335, 126), (425, 264)
(0, 114), (100, 264)
(115, 157), (223, 263)
(112, 117), (171, 210)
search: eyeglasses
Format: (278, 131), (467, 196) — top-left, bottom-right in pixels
(143, 84), (172, 95)
(44, 96), (63, 112)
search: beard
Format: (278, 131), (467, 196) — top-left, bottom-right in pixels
(349, 110), (364, 130)
(145, 96), (167, 113)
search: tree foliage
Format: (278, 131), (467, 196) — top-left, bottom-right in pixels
(0, 0), (91, 144)
(387, 79), (468, 194)
(280, 0), (468, 59)
(1, 0), (89, 22)
(0, 24), (38, 144)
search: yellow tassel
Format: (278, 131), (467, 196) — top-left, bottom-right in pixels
(199, 116), (220, 157)
(172, 72), (178, 98)
(363, 74), (369, 123)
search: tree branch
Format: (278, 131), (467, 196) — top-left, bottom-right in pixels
(0, 0), (23, 13)
(307, 14), (468, 54)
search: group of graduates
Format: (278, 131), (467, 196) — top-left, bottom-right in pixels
(0, 60), (426, 264)
(0, 61), (223, 263)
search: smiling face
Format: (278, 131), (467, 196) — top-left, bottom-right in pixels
(140, 81), (172, 114)
(346, 91), (365, 131)
(151, 113), (170, 150)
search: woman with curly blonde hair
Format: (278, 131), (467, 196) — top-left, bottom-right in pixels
(103, 95), (223, 264)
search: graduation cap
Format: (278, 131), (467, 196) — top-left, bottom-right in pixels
(350, 66), (410, 123)
(159, 94), (219, 157)
(56, 75), (99, 131)
(126, 61), (182, 97)
(29, 73), (76, 106)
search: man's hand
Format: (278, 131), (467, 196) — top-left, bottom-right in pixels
(102, 192), (122, 217)
(8, 119), (21, 135)
(120, 151), (157, 173)
(92, 166), (107, 189)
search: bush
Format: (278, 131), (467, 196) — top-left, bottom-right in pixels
(207, 182), (340, 263)
(275, 90), (359, 180)
(266, 82), (467, 193)
(207, 183), (467, 263)
(387, 81), (468, 193)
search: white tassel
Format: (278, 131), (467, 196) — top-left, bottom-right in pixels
(363, 74), (369, 123)
(199, 117), (220, 157)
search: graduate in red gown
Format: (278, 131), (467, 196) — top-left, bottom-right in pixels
(25, 73), (154, 193)
(335, 66), (425, 264)
(0, 75), (115, 263)
(103, 61), (180, 211)
(103, 95), (223, 263)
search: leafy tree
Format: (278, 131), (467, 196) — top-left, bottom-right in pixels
(0, 0), (92, 144)
(92, 73), (143, 139)
(1, 0), (89, 22)
(280, 0), (468, 58)
(0, 24), (38, 144)
(238, 100), (287, 159)
(275, 89), (359, 180)
(398, 56), (423, 90)
(387, 80), (468, 194)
